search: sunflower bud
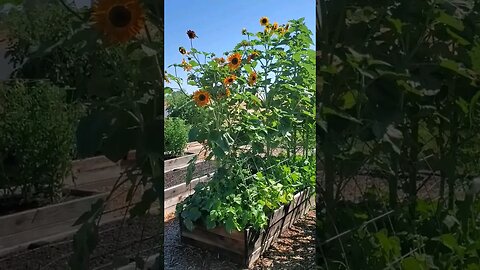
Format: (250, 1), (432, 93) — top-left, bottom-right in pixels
(186, 30), (197, 39)
(242, 28), (247, 35)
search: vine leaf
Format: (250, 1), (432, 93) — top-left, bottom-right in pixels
(68, 221), (99, 270)
(185, 155), (198, 185)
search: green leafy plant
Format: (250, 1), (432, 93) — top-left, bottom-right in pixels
(317, 0), (480, 268)
(164, 117), (188, 158)
(0, 80), (80, 203)
(177, 156), (315, 232)
(3, 1), (140, 102)
(3, 1), (167, 268)
(165, 90), (207, 131)
(170, 17), (316, 233)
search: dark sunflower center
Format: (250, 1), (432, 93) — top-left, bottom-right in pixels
(109, 5), (132, 28)
(199, 94), (206, 101)
(262, 19), (267, 23)
(232, 58), (239, 65)
(228, 78), (233, 82)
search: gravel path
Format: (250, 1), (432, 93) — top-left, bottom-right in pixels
(164, 210), (316, 270)
(0, 215), (162, 270)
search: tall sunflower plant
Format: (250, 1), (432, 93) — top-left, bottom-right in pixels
(7, 0), (165, 269)
(167, 17), (316, 232)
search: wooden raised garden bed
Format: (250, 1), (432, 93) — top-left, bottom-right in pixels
(180, 187), (314, 268)
(164, 173), (214, 218)
(0, 189), (107, 255)
(65, 148), (200, 190)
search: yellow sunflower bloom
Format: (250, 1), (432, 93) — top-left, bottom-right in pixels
(91, 0), (145, 44)
(272, 22), (279, 31)
(181, 59), (192, 71)
(193, 90), (210, 107)
(247, 51), (260, 63)
(223, 75), (237, 85)
(260, 16), (269, 26)
(225, 88), (231, 97)
(248, 71), (258, 86)
(227, 52), (242, 71)
(164, 71), (170, 83)
(214, 57), (226, 64)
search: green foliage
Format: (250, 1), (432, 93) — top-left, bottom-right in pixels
(165, 90), (207, 130)
(317, 0), (480, 268)
(3, 1), (138, 101)
(0, 81), (80, 202)
(318, 194), (480, 269)
(164, 117), (188, 158)
(168, 18), (315, 165)
(177, 156), (315, 232)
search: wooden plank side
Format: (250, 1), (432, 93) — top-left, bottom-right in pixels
(267, 188), (312, 227)
(181, 225), (245, 256)
(0, 192), (107, 237)
(0, 216), (80, 250)
(164, 153), (197, 172)
(181, 236), (245, 265)
(65, 165), (122, 187)
(71, 155), (118, 172)
(164, 174), (212, 200)
(246, 191), (314, 268)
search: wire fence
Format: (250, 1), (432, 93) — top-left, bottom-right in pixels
(316, 164), (448, 270)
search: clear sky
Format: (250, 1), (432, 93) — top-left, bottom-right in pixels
(165, 0), (316, 93)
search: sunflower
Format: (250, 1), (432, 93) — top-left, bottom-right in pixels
(181, 59), (192, 71)
(227, 52), (242, 71)
(164, 71), (170, 83)
(193, 90), (210, 107)
(91, 0), (145, 44)
(272, 22), (279, 31)
(214, 57), (226, 64)
(247, 51), (260, 62)
(248, 71), (258, 86)
(260, 16), (269, 26)
(223, 75), (237, 85)
(179, 46), (187, 55)
(241, 40), (250, 47)
(187, 30), (197, 39)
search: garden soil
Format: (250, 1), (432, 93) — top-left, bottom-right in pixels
(164, 160), (216, 189)
(0, 214), (162, 270)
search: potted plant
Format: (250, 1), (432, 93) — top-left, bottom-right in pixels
(168, 17), (316, 267)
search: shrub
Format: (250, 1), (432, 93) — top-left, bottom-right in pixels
(165, 90), (207, 132)
(164, 117), (188, 158)
(0, 81), (80, 203)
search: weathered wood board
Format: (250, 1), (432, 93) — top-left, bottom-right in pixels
(0, 190), (107, 254)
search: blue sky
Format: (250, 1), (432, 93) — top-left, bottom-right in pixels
(165, 0), (315, 93)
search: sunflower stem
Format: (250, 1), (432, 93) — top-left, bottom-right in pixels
(144, 23), (163, 118)
(57, 0), (83, 21)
